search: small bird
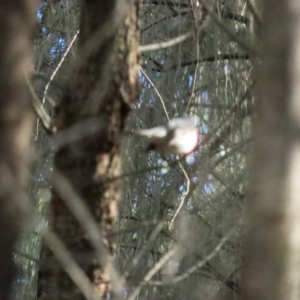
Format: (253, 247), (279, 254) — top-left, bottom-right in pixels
(127, 117), (200, 155)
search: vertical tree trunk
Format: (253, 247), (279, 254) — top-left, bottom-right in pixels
(40, 1), (140, 299)
(242, 0), (300, 299)
(0, 1), (36, 299)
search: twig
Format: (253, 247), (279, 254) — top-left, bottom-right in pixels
(42, 230), (100, 300)
(169, 53), (250, 70)
(128, 246), (178, 300)
(170, 166), (190, 225)
(199, 0), (256, 54)
(2, 164), (99, 300)
(106, 220), (159, 238)
(51, 169), (109, 266)
(140, 67), (169, 120)
(35, 30), (79, 140)
(244, 0), (261, 28)
(51, 169), (125, 297)
(14, 250), (40, 264)
(139, 32), (192, 52)
(122, 217), (167, 280)
(26, 75), (56, 133)
(42, 30), (79, 106)
(147, 226), (236, 285)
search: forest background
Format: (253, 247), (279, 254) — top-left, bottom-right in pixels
(1, 1), (299, 300)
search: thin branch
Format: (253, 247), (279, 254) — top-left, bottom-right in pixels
(144, 0), (189, 8)
(107, 220), (160, 238)
(170, 165), (190, 225)
(51, 169), (125, 296)
(51, 169), (110, 266)
(14, 250), (40, 264)
(42, 30), (79, 106)
(202, 86), (253, 154)
(244, 0), (261, 28)
(128, 246), (178, 300)
(160, 229), (240, 292)
(169, 53), (250, 70)
(213, 137), (252, 167)
(221, 9), (249, 26)
(35, 30), (79, 139)
(141, 10), (189, 33)
(139, 32), (192, 52)
(105, 161), (178, 182)
(2, 165), (99, 300)
(26, 75), (56, 133)
(148, 226), (236, 285)
(140, 67), (169, 120)
(122, 217), (167, 280)
(199, 0), (256, 54)
(42, 230), (101, 300)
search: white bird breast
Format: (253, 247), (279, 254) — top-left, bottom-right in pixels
(163, 128), (199, 155)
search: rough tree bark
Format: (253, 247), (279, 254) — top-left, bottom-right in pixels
(242, 0), (300, 299)
(0, 1), (36, 299)
(39, 1), (140, 299)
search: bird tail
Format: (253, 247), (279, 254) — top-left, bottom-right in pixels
(123, 129), (153, 137)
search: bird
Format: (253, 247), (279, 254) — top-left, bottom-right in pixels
(126, 117), (200, 155)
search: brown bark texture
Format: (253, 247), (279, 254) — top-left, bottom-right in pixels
(39, 1), (140, 299)
(0, 1), (36, 299)
(242, 0), (300, 299)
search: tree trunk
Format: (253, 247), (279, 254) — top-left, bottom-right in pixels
(39, 1), (140, 299)
(242, 0), (300, 299)
(0, 1), (36, 299)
